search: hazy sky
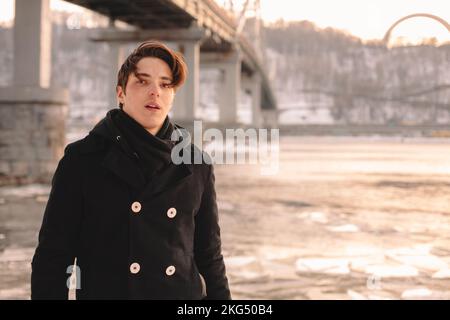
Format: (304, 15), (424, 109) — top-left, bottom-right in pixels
(1, 0), (449, 43)
(259, 0), (450, 42)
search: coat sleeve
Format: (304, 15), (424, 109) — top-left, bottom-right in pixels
(194, 164), (231, 300)
(31, 147), (84, 299)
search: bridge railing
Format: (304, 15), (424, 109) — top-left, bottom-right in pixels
(171, 0), (237, 41)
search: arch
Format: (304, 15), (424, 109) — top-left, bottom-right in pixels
(383, 13), (450, 45)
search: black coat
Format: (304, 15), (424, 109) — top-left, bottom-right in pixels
(31, 110), (231, 300)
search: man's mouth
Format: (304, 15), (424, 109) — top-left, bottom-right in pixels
(145, 103), (161, 110)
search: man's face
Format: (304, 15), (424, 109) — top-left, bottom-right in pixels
(117, 57), (175, 135)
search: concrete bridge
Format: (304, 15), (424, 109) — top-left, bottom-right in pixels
(0, 0), (277, 185)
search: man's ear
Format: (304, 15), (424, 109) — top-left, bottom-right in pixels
(116, 85), (125, 104)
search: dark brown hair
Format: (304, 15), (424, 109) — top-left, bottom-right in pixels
(117, 40), (187, 106)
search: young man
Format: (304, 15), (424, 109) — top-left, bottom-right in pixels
(31, 40), (231, 300)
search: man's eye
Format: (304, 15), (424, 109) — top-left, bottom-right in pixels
(138, 80), (146, 84)
(162, 83), (172, 88)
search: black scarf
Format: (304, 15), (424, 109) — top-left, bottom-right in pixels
(112, 109), (176, 182)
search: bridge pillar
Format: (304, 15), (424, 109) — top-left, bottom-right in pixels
(109, 42), (126, 109)
(200, 50), (242, 125)
(218, 51), (242, 125)
(0, 0), (68, 185)
(242, 73), (262, 127)
(172, 39), (201, 123)
(13, 0), (51, 88)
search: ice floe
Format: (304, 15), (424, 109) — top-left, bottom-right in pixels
(327, 224), (359, 233)
(296, 258), (350, 274)
(401, 288), (432, 299)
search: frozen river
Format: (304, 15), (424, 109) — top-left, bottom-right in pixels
(1, 136), (450, 299)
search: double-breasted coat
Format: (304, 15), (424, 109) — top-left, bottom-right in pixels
(31, 110), (231, 300)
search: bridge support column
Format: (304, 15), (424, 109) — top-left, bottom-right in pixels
(172, 40), (201, 123)
(200, 50), (242, 125)
(242, 73), (262, 127)
(109, 42), (126, 109)
(218, 51), (241, 125)
(0, 0), (68, 185)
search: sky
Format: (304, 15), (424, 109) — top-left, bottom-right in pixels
(0, 0), (449, 44)
(259, 0), (450, 43)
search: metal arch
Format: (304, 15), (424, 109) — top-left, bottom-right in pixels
(383, 13), (450, 45)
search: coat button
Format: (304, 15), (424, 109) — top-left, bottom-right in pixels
(131, 201), (141, 213)
(165, 265), (176, 276)
(130, 262), (140, 274)
(167, 207), (177, 219)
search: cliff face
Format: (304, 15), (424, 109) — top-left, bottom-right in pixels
(263, 21), (450, 125)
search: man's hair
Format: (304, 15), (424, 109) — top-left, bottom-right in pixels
(117, 40), (187, 106)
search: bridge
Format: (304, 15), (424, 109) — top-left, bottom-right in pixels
(0, 0), (278, 185)
(383, 13), (450, 45)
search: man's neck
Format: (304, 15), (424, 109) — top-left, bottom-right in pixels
(146, 124), (162, 136)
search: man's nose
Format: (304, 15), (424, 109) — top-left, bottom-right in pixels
(148, 83), (160, 97)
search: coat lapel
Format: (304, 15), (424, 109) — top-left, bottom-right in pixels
(101, 145), (193, 196)
(144, 162), (193, 197)
(102, 146), (146, 191)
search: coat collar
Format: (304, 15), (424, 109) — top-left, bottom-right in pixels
(101, 145), (193, 196)
(90, 110), (193, 195)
